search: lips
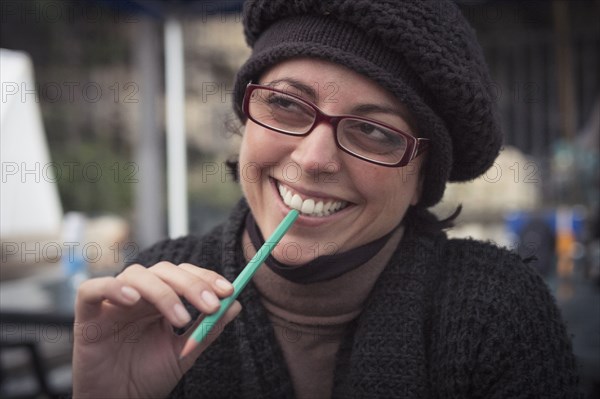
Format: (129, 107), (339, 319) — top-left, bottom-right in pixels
(276, 181), (349, 217)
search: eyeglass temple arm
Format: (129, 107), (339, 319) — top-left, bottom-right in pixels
(415, 138), (430, 158)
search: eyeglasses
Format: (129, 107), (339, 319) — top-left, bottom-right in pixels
(242, 83), (430, 167)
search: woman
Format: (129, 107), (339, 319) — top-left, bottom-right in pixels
(72, 0), (581, 398)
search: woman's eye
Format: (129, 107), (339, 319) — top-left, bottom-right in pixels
(351, 123), (390, 140)
(267, 95), (299, 110)
(358, 123), (378, 135)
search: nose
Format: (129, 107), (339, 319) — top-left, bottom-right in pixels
(289, 122), (342, 177)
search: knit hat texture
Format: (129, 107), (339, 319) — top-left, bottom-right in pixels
(233, 0), (503, 207)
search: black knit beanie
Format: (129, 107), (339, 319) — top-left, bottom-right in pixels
(233, 0), (503, 207)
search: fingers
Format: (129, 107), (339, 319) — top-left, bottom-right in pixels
(116, 264), (195, 327)
(116, 262), (235, 328)
(150, 262), (234, 315)
(177, 263), (234, 297)
(145, 262), (233, 314)
(76, 277), (141, 321)
(76, 262), (235, 329)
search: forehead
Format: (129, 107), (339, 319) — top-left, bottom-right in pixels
(259, 57), (417, 130)
(260, 58), (400, 104)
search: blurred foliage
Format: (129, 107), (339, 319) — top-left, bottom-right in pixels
(51, 140), (134, 215)
(187, 148), (242, 210)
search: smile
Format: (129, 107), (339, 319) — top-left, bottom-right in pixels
(276, 181), (349, 217)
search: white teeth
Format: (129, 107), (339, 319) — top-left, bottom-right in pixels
(301, 199), (315, 214)
(314, 201), (323, 214)
(284, 190), (293, 205)
(277, 182), (348, 217)
(291, 194), (303, 210)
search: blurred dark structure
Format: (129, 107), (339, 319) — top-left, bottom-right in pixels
(459, 0), (599, 157)
(458, 3), (600, 396)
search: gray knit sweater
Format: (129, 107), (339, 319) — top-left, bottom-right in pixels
(132, 199), (581, 398)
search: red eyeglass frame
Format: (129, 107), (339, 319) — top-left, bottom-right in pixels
(242, 83), (430, 167)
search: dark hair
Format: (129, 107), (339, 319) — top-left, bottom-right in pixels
(404, 204), (461, 236)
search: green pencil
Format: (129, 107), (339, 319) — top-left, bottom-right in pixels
(179, 209), (299, 358)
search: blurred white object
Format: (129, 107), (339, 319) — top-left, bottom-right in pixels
(164, 17), (189, 238)
(436, 146), (541, 222)
(0, 48), (62, 239)
(434, 146), (542, 244)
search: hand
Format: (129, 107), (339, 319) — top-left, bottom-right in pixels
(72, 262), (241, 399)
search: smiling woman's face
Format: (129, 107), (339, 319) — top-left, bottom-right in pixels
(239, 58), (424, 265)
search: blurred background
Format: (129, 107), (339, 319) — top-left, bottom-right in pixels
(0, 0), (598, 397)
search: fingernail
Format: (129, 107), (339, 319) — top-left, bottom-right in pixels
(121, 286), (140, 303)
(174, 303), (191, 324)
(201, 291), (221, 309)
(215, 278), (233, 291)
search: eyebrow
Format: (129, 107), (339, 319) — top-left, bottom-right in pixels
(351, 104), (417, 133)
(262, 78), (318, 101)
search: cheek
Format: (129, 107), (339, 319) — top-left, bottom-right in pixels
(238, 129), (265, 199)
(238, 125), (294, 197)
(238, 133), (253, 195)
(239, 125), (290, 166)
(238, 129), (252, 166)
(355, 164), (421, 213)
